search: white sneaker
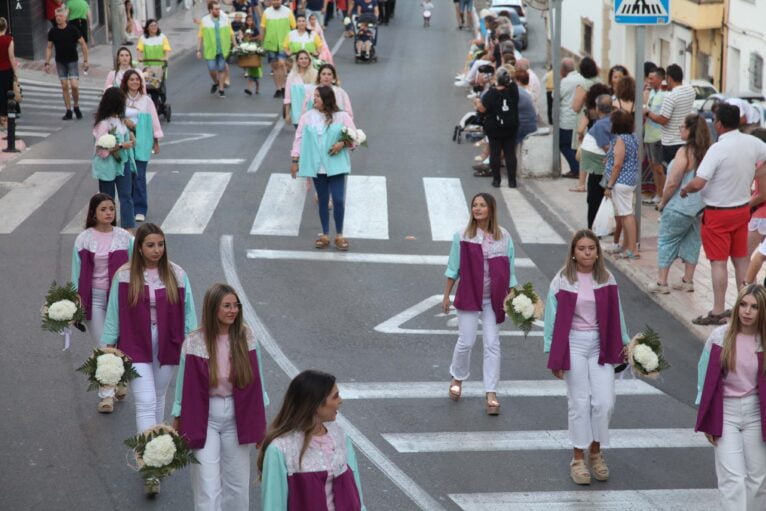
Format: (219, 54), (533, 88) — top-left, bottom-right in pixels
(648, 282), (670, 295)
(672, 279), (694, 292)
(454, 79), (470, 87)
(652, 196), (660, 204)
(467, 92), (479, 99)
(135, 214), (146, 222)
(455, 73), (465, 80)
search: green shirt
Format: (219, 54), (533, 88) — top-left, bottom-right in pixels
(67, 0), (89, 21)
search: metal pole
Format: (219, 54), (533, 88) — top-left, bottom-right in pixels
(634, 26), (645, 246)
(551, 0), (562, 177)
(111, 0), (123, 57)
(3, 92), (19, 153)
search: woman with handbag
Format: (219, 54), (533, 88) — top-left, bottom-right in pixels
(0, 17), (19, 130)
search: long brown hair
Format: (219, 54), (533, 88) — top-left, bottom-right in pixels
(256, 370), (336, 475)
(129, 223), (179, 306)
(721, 284), (766, 375)
(464, 193), (502, 241)
(683, 114), (712, 170)
(84, 193), (117, 229)
(119, 69), (143, 95)
(315, 85), (339, 125)
(113, 46), (133, 72)
(200, 283), (253, 389)
(561, 229), (608, 284)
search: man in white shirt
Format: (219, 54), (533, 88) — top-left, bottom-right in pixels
(681, 104), (766, 324)
(646, 64), (695, 170)
(725, 97), (761, 133)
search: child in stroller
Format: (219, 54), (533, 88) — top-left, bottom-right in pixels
(354, 13), (378, 62)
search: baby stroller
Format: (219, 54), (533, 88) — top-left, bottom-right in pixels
(353, 13), (378, 63)
(453, 111), (484, 144)
(143, 61), (171, 122)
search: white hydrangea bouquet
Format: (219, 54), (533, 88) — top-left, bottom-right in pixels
(77, 347), (140, 391)
(504, 282), (544, 337)
(125, 424), (198, 483)
(231, 41), (266, 56)
(95, 129), (122, 162)
(41, 281), (85, 350)
(338, 126), (368, 148)
(626, 326), (670, 379)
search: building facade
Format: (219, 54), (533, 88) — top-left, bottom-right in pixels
(725, 0), (765, 93)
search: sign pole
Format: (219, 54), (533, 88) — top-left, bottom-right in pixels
(634, 25), (645, 246)
(551, 0), (562, 177)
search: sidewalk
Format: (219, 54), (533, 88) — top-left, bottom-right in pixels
(525, 173), (760, 343)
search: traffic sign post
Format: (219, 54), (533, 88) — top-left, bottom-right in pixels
(613, 0), (671, 246)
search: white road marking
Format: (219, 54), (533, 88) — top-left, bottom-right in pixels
(16, 103), (92, 112)
(246, 118), (285, 173)
(159, 133), (217, 147)
(220, 235), (446, 511)
(14, 131), (51, 138)
(246, 249), (536, 267)
(500, 188), (565, 244)
(20, 97), (99, 107)
(60, 173), (156, 234)
(448, 489), (721, 511)
(338, 379), (663, 399)
(172, 112), (278, 118)
(18, 158), (245, 165)
(161, 172), (231, 234)
(169, 121), (273, 126)
(423, 177), (469, 241)
(344, 175), (389, 239)
(374, 294), (541, 336)
(250, 173), (307, 236)
(19, 90), (101, 101)
(0, 172), (73, 233)
(383, 429), (710, 453)
(19, 79), (103, 92)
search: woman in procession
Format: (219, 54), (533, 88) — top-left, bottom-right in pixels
(101, 222), (197, 495)
(258, 370), (366, 510)
(120, 69), (163, 223)
(284, 49), (317, 126)
(104, 46), (144, 91)
(71, 193), (134, 413)
(92, 87), (137, 230)
(444, 192), (517, 415)
(696, 284), (766, 511)
(291, 85), (357, 251)
(172, 283), (268, 511)
(283, 13), (323, 58)
(543, 229), (630, 485)
(308, 13), (334, 65)
(302, 63), (353, 118)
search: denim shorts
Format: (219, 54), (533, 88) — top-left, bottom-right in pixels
(459, 0), (473, 10)
(266, 50), (288, 63)
(56, 61), (79, 80)
(206, 54), (227, 72)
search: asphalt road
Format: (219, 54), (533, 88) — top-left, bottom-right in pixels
(0, 3), (719, 510)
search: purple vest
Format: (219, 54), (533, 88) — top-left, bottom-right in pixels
(287, 467), (362, 511)
(117, 283), (186, 365)
(695, 345), (766, 441)
(547, 284), (624, 371)
(180, 350), (267, 449)
(78, 249), (129, 320)
(453, 241), (511, 324)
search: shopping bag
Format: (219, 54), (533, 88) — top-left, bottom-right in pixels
(592, 198), (616, 237)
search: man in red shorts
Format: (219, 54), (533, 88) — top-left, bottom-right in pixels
(681, 104), (766, 325)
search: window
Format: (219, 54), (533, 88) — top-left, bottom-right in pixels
(581, 19), (593, 56)
(750, 52), (764, 92)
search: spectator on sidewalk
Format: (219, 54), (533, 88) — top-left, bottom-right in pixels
(261, 0), (296, 98)
(67, 0), (91, 43)
(580, 91), (614, 229)
(0, 17), (19, 131)
(516, 58), (541, 115)
(747, 129), (766, 258)
(603, 110), (640, 260)
(46, 0), (64, 28)
(558, 58), (581, 179)
(196, 1), (235, 98)
(681, 104), (766, 325)
(45, 7), (89, 121)
(643, 67), (667, 205)
(569, 57), (601, 192)
(607, 65), (628, 97)
(650, 114), (711, 295)
(457, 0), (473, 31)
(544, 66), (553, 125)
(646, 64), (695, 170)
(613, 75), (635, 114)
(725, 97), (761, 134)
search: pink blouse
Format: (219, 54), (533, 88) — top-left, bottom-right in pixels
(210, 334), (233, 397)
(723, 334), (759, 398)
(571, 271), (599, 331)
(91, 229), (114, 290)
(311, 432), (337, 511)
(145, 268), (162, 324)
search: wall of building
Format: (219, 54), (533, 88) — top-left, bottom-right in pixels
(726, 0), (766, 93)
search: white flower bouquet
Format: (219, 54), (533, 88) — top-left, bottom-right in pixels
(77, 346), (140, 391)
(95, 129), (122, 162)
(338, 126), (368, 148)
(96, 133), (117, 150)
(41, 281), (85, 349)
(504, 282), (544, 337)
(125, 424), (198, 482)
(626, 326), (670, 379)
(232, 41), (266, 56)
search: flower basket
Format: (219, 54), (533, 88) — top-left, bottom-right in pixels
(125, 424), (199, 482)
(237, 54), (262, 68)
(77, 346), (140, 392)
(503, 282), (544, 337)
(626, 326), (670, 379)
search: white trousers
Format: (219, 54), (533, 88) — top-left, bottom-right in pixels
(715, 394), (766, 511)
(131, 325), (176, 433)
(450, 299), (501, 392)
(90, 289), (114, 399)
(191, 396), (251, 511)
(564, 329), (616, 449)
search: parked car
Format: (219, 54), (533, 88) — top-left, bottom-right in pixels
(698, 92), (766, 118)
(490, 0), (527, 27)
(690, 80), (718, 112)
(489, 8), (527, 49)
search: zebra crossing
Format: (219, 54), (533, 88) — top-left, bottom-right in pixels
(0, 170), (570, 241)
(339, 378), (721, 510)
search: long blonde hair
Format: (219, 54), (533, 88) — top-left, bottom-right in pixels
(464, 193), (502, 241)
(721, 284), (766, 375)
(561, 229), (608, 284)
(200, 283), (253, 389)
(129, 223), (179, 306)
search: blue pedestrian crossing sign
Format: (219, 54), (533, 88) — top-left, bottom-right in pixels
(614, 0), (670, 25)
